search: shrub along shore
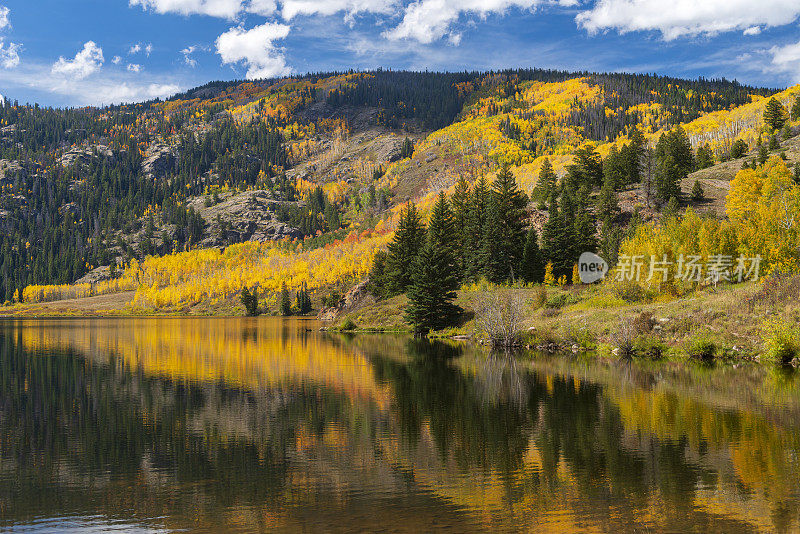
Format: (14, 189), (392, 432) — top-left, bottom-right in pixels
(328, 276), (800, 367)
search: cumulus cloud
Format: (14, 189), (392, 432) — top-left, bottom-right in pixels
(0, 5), (10, 31)
(384, 0), (573, 44)
(576, 0), (800, 40)
(129, 0), (277, 18)
(0, 39), (20, 68)
(216, 22), (291, 79)
(127, 63), (143, 72)
(769, 40), (800, 81)
(129, 43), (141, 54)
(52, 41), (104, 79)
(112, 55), (122, 64)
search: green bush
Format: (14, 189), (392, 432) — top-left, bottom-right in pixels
(763, 320), (800, 366)
(545, 291), (581, 309)
(610, 280), (651, 303)
(688, 337), (717, 362)
(633, 334), (666, 359)
(338, 317), (357, 332)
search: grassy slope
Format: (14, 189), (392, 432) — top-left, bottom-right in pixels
(335, 280), (785, 361)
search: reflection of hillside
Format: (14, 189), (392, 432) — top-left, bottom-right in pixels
(1, 320), (799, 532)
(17, 317), (392, 407)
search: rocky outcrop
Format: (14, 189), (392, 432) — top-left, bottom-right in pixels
(318, 279), (375, 321)
(188, 190), (303, 246)
(142, 143), (177, 179)
(74, 266), (113, 285)
(0, 159), (25, 184)
(60, 145), (114, 167)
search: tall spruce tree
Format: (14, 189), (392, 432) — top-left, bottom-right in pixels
(464, 176), (490, 281)
(764, 97), (788, 131)
(385, 202), (426, 295)
(488, 165), (528, 282)
(450, 176), (472, 272)
(428, 191), (455, 252)
(404, 201), (461, 335)
(532, 158), (556, 202)
(521, 225), (544, 283)
(622, 127), (646, 185)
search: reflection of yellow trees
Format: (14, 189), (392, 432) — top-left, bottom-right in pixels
(608, 385), (800, 524)
(19, 318), (390, 406)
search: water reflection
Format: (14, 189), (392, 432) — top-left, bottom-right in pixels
(0, 318), (798, 532)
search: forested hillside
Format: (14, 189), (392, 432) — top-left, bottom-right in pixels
(0, 68), (792, 309)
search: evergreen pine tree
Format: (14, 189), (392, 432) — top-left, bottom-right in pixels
(404, 240), (461, 335)
(521, 225), (543, 283)
(763, 97), (788, 131)
(489, 165), (528, 282)
(623, 127), (646, 184)
(367, 250), (389, 299)
(792, 96), (800, 121)
(385, 202), (426, 295)
(541, 194), (571, 279)
(655, 154), (682, 203)
(603, 145), (626, 190)
(240, 286), (259, 316)
(480, 196), (505, 283)
(691, 180), (704, 202)
(532, 158), (556, 202)
(596, 179), (620, 227)
(279, 283), (292, 316)
(450, 176), (472, 272)
(574, 202), (598, 255)
(464, 176), (490, 281)
(427, 191), (456, 254)
(730, 139), (748, 159)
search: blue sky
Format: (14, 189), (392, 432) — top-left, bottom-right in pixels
(1, 0), (799, 107)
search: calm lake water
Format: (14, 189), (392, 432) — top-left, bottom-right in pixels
(0, 318), (799, 533)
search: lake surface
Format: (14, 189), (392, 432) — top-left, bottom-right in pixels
(0, 318), (799, 533)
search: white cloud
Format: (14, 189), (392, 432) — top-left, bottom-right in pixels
(130, 0), (244, 19)
(216, 22), (291, 79)
(384, 0), (571, 44)
(281, 0), (396, 21)
(52, 41), (104, 79)
(127, 63), (143, 72)
(248, 0), (277, 15)
(129, 43), (141, 54)
(769, 40), (800, 81)
(0, 39), (20, 68)
(0, 5), (10, 31)
(2, 61), (182, 106)
(181, 46), (198, 67)
(112, 55), (122, 64)
(129, 0), (277, 18)
(743, 26), (761, 36)
(576, 0), (800, 40)
(145, 43), (153, 56)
